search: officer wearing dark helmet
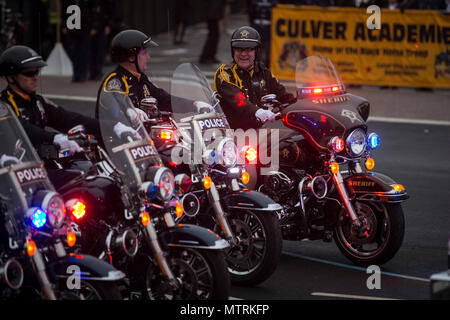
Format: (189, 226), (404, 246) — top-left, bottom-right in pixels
(213, 26), (296, 131)
(0, 45), (100, 154)
(97, 29), (172, 121)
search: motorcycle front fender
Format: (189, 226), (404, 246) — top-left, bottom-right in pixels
(344, 171), (409, 203)
(47, 253), (125, 282)
(160, 224), (229, 250)
(220, 189), (283, 212)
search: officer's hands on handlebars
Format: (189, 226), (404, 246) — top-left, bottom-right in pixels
(53, 133), (83, 156)
(255, 109), (277, 123)
(194, 101), (215, 113)
(113, 122), (142, 141)
(127, 107), (150, 122)
(0, 154), (21, 167)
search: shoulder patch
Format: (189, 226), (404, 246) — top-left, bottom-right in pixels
(106, 78), (123, 91)
(102, 73), (128, 94)
(218, 70), (230, 83)
(215, 64), (241, 90)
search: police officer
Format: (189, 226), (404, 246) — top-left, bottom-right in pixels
(97, 29), (172, 118)
(213, 26), (296, 131)
(0, 45), (100, 155)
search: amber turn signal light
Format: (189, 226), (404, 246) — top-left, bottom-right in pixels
(203, 176), (212, 189)
(176, 202), (184, 218)
(365, 158), (375, 170)
(141, 211), (150, 227)
(392, 184), (405, 191)
(67, 232), (77, 247)
(241, 171), (250, 185)
(330, 162), (340, 174)
(27, 240), (37, 257)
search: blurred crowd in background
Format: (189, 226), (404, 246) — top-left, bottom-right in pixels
(1, 0), (449, 82)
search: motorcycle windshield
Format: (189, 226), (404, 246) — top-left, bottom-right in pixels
(171, 63), (232, 130)
(170, 63), (234, 162)
(295, 55), (344, 90)
(171, 63), (226, 121)
(97, 89), (163, 191)
(0, 102), (54, 216)
(281, 55), (364, 149)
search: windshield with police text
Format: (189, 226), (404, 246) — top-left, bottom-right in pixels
(0, 101), (54, 216)
(97, 89), (163, 190)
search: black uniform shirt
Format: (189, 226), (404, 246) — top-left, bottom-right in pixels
(0, 86), (100, 146)
(214, 61), (296, 130)
(98, 65), (172, 114)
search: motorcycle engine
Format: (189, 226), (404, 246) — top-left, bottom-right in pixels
(258, 171), (295, 204)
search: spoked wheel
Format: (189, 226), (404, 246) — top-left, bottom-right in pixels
(59, 280), (122, 300)
(224, 210), (282, 286)
(334, 201), (405, 266)
(144, 247), (229, 300)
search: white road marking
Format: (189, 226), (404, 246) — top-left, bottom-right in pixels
(44, 94), (96, 102)
(44, 85), (449, 127)
(283, 251), (430, 283)
(311, 292), (400, 300)
(159, 48), (188, 55)
(368, 116), (450, 126)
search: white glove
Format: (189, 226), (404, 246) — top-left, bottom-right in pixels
(0, 154), (20, 167)
(53, 134), (82, 155)
(194, 101), (215, 113)
(113, 122), (142, 140)
(255, 109), (276, 123)
(126, 107), (150, 123)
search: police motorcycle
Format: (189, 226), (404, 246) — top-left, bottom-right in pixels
(0, 101), (124, 300)
(145, 63), (283, 286)
(252, 55), (408, 266)
(54, 88), (230, 300)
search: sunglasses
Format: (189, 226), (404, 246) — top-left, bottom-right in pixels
(234, 47), (256, 53)
(20, 70), (40, 78)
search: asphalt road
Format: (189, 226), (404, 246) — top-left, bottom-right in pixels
(53, 95), (449, 300)
(228, 121), (450, 301)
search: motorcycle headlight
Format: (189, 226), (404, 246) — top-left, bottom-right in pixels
(346, 129), (367, 157)
(217, 138), (237, 167)
(43, 192), (66, 228)
(152, 167), (175, 201)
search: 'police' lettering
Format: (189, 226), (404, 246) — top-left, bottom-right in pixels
(130, 144), (157, 162)
(198, 118), (226, 131)
(15, 167), (47, 185)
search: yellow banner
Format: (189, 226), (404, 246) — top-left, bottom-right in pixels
(270, 5), (450, 88)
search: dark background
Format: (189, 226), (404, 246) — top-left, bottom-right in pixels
(1, 0), (248, 59)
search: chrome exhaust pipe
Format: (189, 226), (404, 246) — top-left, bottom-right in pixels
(0, 258), (24, 290)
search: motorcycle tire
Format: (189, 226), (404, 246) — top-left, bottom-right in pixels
(334, 201), (405, 267)
(144, 247), (230, 300)
(58, 280), (123, 300)
(225, 210), (282, 286)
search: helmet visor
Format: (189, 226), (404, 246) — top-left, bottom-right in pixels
(142, 38), (159, 48)
(231, 40), (260, 48)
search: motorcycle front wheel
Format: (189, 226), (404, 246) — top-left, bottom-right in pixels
(224, 210), (282, 286)
(334, 201), (405, 266)
(58, 280), (123, 300)
(144, 247), (229, 300)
